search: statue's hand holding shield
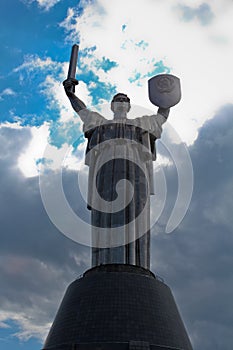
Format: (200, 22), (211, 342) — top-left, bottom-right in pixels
(148, 74), (181, 109)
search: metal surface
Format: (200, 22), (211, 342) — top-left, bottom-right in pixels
(67, 44), (79, 92)
(148, 74), (181, 108)
(67, 44), (79, 79)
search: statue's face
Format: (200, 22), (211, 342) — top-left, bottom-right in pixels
(111, 94), (131, 117)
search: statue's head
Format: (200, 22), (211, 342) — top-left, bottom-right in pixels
(111, 93), (131, 118)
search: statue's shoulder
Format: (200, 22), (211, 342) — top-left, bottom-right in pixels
(129, 114), (157, 129)
(82, 109), (107, 135)
(79, 108), (106, 121)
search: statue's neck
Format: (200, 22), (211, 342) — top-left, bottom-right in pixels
(113, 111), (127, 120)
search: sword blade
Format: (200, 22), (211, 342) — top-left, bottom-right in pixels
(67, 44), (79, 80)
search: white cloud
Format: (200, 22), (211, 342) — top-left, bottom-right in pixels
(0, 121), (23, 130)
(11, 55), (90, 178)
(59, 0), (233, 145)
(18, 123), (50, 177)
(37, 0), (60, 10)
(17, 124), (86, 178)
(13, 55), (60, 73)
(12, 68), (89, 178)
(0, 321), (10, 329)
(0, 311), (50, 341)
(22, 0), (61, 11)
(0, 88), (16, 100)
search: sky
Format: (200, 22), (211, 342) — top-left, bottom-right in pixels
(0, 0), (233, 349)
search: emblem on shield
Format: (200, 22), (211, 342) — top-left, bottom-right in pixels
(148, 74), (181, 109)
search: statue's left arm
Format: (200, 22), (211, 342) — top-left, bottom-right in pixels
(152, 107), (170, 136)
(158, 107), (170, 120)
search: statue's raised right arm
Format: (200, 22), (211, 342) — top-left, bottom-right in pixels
(63, 77), (87, 113)
(63, 44), (87, 114)
(63, 44), (106, 129)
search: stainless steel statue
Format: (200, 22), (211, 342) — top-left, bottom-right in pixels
(63, 45), (181, 269)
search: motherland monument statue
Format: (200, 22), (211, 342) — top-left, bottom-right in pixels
(63, 44), (181, 269)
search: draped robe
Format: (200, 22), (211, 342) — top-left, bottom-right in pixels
(78, 109), (166, 269)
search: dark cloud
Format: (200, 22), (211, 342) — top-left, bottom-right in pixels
(0, 127), (90, 340)
(151, 104), (233, 349)
(177, 3), (214, 26)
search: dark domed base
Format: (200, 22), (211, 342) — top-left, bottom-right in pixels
(43, 264), (192, 350)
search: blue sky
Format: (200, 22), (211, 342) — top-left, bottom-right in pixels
(0, 320), (41, 350)
(0, 0), (233, 349)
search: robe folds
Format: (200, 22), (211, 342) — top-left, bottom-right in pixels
(78, 109), (166, 269)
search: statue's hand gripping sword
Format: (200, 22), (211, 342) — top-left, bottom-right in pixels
(63, 45), (87, 112)
(63, 44), (79, 94)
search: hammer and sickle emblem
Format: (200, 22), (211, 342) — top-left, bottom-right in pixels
(156, 76), (175, 93)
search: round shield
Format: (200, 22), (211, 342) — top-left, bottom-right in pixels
(148, 74), (181, 108)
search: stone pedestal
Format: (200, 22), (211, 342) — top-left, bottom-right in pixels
(43, 264), (192, 350)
